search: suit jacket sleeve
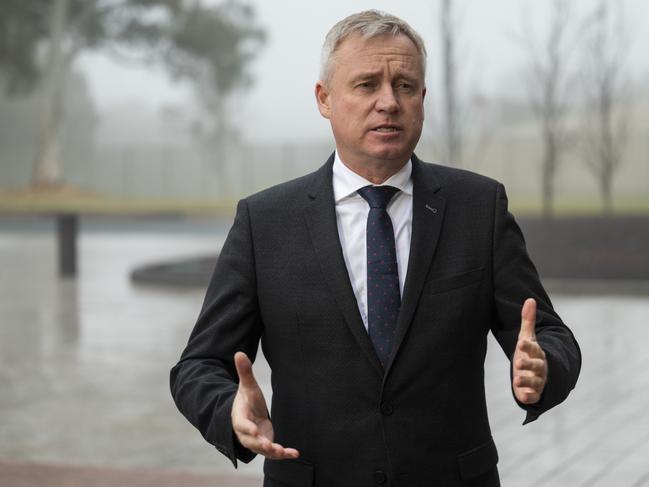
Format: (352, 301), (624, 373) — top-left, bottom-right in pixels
(170, 199), (261, 466)
(490, 183), (581, 424)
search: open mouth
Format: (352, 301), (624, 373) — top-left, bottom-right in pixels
(371, 125), (402, 133)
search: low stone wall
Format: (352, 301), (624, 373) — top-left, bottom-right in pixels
(130, 216), (649, 291)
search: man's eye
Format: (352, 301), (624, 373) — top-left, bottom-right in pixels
(356, 81), (374, 89)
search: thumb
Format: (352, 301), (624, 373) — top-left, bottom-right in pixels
(518, 298), (537, 341)
(234, 351), (259, 390)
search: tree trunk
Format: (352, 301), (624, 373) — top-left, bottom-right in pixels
(542, 126), (557, 218)
(32, 0), (69, 187)
(542, 155), (554, 218)
(601, 162), (613, 214)
(441, 0), (461, 166)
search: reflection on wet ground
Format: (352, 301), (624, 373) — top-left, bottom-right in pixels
(0, 218), (648, 486)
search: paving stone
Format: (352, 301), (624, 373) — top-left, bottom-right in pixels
(1, 222), (648, 486)
(0, 460), (260, 487)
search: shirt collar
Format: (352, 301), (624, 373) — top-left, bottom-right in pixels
(332, 152), (413, 203)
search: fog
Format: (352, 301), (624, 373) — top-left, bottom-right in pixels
(79, 0), (649, 144)
(2, 0), (648, 205)
(1, 5), (648, 484)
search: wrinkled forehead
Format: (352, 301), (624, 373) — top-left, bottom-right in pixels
(331, 33), (425, 79)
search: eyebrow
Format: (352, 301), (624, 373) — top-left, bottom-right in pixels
(349, 71), (420, 85)
(351, 67), (419, 79)
(349, 71), (381, 82)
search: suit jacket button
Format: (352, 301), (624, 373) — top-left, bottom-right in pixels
(373, 469), (387, 484)
(380, 402), (394, 415)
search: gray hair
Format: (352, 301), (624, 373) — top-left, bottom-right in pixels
(319, 10), (427, 83)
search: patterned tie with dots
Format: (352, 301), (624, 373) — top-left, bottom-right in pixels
(357, 185), (401, 368)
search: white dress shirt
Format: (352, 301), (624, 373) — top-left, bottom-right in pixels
(332, 153), (413, 331)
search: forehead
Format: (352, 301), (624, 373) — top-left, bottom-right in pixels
(331, 33), (423, 78)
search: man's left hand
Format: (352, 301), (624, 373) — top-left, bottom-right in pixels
(512, 298), (547, 404)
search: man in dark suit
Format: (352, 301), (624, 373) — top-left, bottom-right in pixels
(170, 10), (581, 486)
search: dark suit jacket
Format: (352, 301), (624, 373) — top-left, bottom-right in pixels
(170, 154), (581, 487)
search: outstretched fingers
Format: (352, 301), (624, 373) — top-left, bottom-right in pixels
(517, 339), (546, 360)
(235, 426), (300, 460)
(518, 298), (537, 341)
(234, 351), (259, 390)
(512, 298), (548, 404)
(233, 417), (259, 437)
(231, 351), (300, 460)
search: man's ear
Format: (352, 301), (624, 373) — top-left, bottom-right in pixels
(422, 86), (427, 118)
(315, 81), (331, 119)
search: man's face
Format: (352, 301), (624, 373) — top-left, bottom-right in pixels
(316, 33), (426, 172)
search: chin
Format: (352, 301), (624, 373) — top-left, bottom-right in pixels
(368, 147), (412, 163)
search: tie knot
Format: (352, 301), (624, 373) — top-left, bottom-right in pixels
(357, 185), (399, 209)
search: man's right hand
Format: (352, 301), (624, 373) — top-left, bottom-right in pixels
(231, 351), (300, 460)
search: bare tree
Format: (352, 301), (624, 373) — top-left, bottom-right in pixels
(580, 0), (629, 214)
(433, 0), (494, 169)
(519, 0), (575, 217)
(0, 0), (265, 189)
(31, 0), (69, 186)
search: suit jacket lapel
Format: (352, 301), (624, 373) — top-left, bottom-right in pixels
(303, 155), (384, 376)
(385, 155), (446, 375)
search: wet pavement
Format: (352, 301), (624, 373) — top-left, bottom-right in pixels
(1, 217), (648, 486)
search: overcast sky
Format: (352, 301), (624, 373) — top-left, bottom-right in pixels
(80, 0), (649, 143)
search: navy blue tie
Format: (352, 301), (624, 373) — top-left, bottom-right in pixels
(357, 185), (400, 368)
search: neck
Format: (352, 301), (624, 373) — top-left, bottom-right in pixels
(339, 157), (409, 185)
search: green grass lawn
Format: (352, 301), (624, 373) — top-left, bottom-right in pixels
(1, 185), (647, 219)
(0, 187), (237, 217)
(509, 195), (649, 217)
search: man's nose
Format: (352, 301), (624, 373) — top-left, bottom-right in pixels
(375, 84), (399, 113)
